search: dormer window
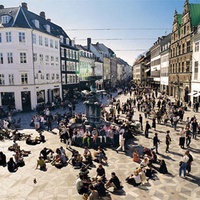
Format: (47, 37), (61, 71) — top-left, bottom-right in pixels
(44, 24), (51, 33)
(60, 35), (64, 43)
(1, 15), (11, 24)
(32, 19), (39, 28)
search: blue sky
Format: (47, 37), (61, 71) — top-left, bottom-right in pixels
(1, 0), (198, 65)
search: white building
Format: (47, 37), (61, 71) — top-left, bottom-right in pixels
(0, 3), (72, 111)
(191, 25), (200, 104)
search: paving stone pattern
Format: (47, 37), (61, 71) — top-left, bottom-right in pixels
(0, 93), (200, 200)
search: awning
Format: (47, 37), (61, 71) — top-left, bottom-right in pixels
(193, 93), (200, 97)
(188, 92), (197, 96)
(145, 68), (150, 72)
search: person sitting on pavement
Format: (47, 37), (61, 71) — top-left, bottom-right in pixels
(7, 157), (18, 172)
(93, 178), (106, 197)
(95, 164), (106, 182)
(88, 185), (99, 200)
(133, 149), (140, 163)
(76, 174), (89, 195)
(140, 156), (150, 169)
(82, 147), (93, 166)
(35, 156), (47, 171)
(0, 151), (6, 166)
(159, 160), (168, 174)
(125, 169), (142, 187)
(71, 152), (83, 169)
(8, 140), (19, 151)
(93, 146), (107, 164)
(51, 148), (64, 168)
(14, 150), (25, 167)
(26, 135), (38, 145)
(105, 172), (122, 191)
(40, 147), (54, 161)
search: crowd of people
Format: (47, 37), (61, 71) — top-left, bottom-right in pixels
(0, 83), (198, 199)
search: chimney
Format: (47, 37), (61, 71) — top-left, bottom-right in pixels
(21, 2), (28, 10)
(47, 18), (51, 22)
(87, 38), (91, 51)
(40, 11), (46, 19)
(0, 5), (4, 9)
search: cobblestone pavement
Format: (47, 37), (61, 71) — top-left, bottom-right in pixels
(0, 92), (200, 200)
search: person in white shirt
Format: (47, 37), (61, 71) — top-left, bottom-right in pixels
(179, 151), (189, 177)
(116, 132), (125, 153)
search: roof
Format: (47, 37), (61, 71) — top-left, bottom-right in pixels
(189, 3), (200, 27)
(0, 5), (70, 39)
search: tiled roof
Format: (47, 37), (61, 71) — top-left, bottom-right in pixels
(189, 3), (200, 27)
(0, 6), (70, 38)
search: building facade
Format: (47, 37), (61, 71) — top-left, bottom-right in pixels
(160, 34), (171, 93)
(0, 3), (63, 111)
(169, 0), (200, 102)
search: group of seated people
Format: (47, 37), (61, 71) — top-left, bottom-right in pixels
(36, 146), (69, 170)
(26, 133), (46, 145)
(127, 147), (169, 187)
(76, 164), (122, 199)
(7, 140), (31, 171)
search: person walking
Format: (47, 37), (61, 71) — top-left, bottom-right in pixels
(186, 127), (192, 147)
(191, 119), (198, 139)
(165, 130), (171, 153)
(153, 133), (160, 154)
(152, 117), (156, 131)
(186, 150), (193, 175)
(139, 114), (143, 131)
(179, 151), (189, 178)
(65, 127), (72, 149)
(145, 121), (151, 138)
(116, 132), (125, 153)
(179, 127), (186, 149)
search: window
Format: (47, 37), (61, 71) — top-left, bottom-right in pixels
(19, 32), (25, 43)
(32, 34), (36, 44)
(0, 74), (5, 85)
(45, 24), (51, 33)
(55, 41), (58, 49)
(8, 74), (14, 85)
(0, 33), (1, 43)
(45, 55), (49, 62)
(46, 73), (50, 80)
(194, 61), (198, 80)
(39, 36), (43, 45)
(186, 41), (190, 53)
(60, 35), (64, 43)
(32, 19), (40, 28)
(33, 53), (37, 62)
(56, 74), (59, 81)
(51, 56), (54, 62)
(39, 54), (43, 62)
(7, 52), (13, 64)
(52, 74), (55, 80)
(21, 73), (28, 84)
(20, 53), (27, 63)
(50, 39), (53, 48)
(61, 60), (65, 71)
(186, 61), (190, 72)
(182, 44), (185, 54)
(1, 15), (11, 24)
(182, 62), (184, 72)
(0, 53), (3, 64)
(61, 48), (64, 57)
(6, 32), (12, 42)
(45, 38), (48, 47)
(195, 42), (199, 52)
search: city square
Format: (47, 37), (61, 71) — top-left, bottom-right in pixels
(0, 92), (200, 200)
(1, 1), (200, 199)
